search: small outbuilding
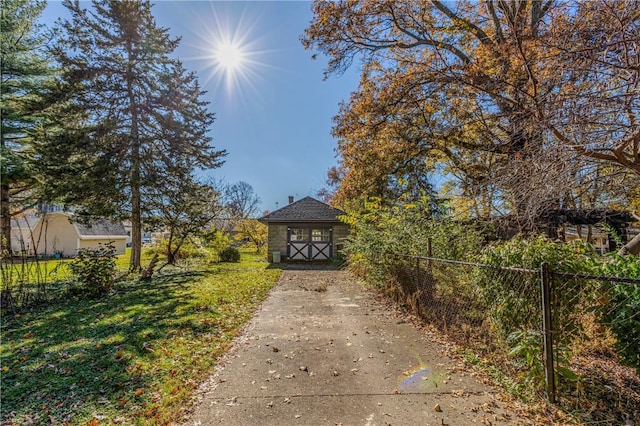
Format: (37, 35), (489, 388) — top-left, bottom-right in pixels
(31, 212), (128, 257)
(259, 196), (349, 262)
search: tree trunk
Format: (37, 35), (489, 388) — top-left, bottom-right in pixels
(166, 232), (177, 265)
(127, 40), (142, 272)
(130, 186), (142, 271)
(0, 179), (11, 257)
(618, 232), (640, 257)
(129, 135), (142, 271)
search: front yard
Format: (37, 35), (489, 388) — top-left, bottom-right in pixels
(0, 251), (281, 425)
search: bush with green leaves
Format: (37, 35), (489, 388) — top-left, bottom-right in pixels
(589, 253), (640, 372)
(475, 237), (591, 392)
(481, 237), (640, 374)
(475, 236), (640, 390)
(342, 196), (484, 287)
(144, 238), (213, 263)
(219, 246), (240, 263)
(477, 235), (596, 339)
(507, 329), (577, 393)
(202, 229), (234, 261)
(169, 239), (211, 260)
(68, 244), (117, 297)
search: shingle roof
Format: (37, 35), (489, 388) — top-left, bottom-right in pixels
(11, 214), (127, 237)
(259, 197), (346, 223)
(74, 218), (127, 237)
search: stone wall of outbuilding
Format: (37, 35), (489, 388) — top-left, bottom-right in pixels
(266, 224), (288, 262)
(266, 222), (350, 262)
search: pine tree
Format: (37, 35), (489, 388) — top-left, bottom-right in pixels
(40, 0), (225, 270)
(0, 0), (55, 256)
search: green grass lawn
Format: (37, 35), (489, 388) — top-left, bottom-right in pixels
(1, 251), (281, 425)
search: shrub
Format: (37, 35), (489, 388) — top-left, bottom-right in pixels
(219, 246), (240, 263)
(203, 229), (231, 250)
(146, 238), (212, 263)
(68, 243), (117, 297)
(591, 253), (640, 372)
(476, 236), (601, 391)
(172, 240), (211, 259)
(482, 239), (640, 374)
(202, 230), (234, 261)
(507, 329), (577, 392)
(343, 196), (484, 287)
(477, 235), (596, 338)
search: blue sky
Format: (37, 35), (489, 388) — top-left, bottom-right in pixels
(41, 1), (361, 213)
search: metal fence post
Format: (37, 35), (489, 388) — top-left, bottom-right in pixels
(540, 261), (556, 402)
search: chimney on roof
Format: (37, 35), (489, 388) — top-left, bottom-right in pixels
(288, 196), (294, 204)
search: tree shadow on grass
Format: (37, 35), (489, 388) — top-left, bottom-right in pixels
(0, 267), (228, 424)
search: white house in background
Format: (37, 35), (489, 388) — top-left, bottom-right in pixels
(10, 215), (40, 254)
(30, 212), (128, 257)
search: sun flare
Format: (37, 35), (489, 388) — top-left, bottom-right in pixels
(213, 41), (246, 73)
(185, 3), (278, 103)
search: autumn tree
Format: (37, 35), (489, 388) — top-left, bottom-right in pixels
(323, 64), (493, 212)
(545, 1), (640, 255)
(37, 0), (225, 270)
(303, 1), (639, 233)
(234, 218), (268, 253)
(0, 0), (55, 256)
(541, 1), (639, 175)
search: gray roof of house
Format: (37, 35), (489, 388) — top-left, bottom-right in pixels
(259, 197), (346, 223)
(74, 218), (127, 237)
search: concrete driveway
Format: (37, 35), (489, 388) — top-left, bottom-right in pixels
(183, 269), (526, 425)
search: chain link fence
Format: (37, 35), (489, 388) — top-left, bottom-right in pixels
(365, 252), (640, 423)
(550, 271), (640, 419)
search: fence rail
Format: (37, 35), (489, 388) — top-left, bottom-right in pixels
(364, 251), (640, 422)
